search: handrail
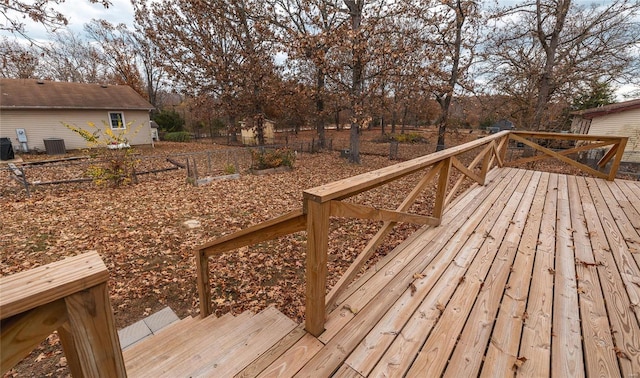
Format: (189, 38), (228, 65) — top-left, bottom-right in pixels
(194, 130), (628, 337)
(196, 210), (307, 317)
(0, 252), (125, 377)
(302, 131), (510, 203)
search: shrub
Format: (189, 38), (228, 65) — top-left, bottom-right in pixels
(375, 132), (427, 144)
(64, 121), (140, 187)
(164, 131), (191, 142)
(251, 148), (296, 170)
(394, 132), (427, 143)
(153, 109), (185, 132)
(224, 163), (237, 175)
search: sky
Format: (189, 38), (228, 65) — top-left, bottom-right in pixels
(1, 0), (135, 42)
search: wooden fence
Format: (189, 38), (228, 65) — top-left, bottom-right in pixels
(195, 130), (627, 336)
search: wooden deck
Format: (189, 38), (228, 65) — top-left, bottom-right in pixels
(248, 167), (640, 377)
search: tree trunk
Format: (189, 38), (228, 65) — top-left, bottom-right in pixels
(401, 105), (408, 134)
(436, 0), (466, 152)
(532, 0), (571, 131)
(349, 120), (360, 164)
(315, 68), (326, 148)
(391, 110), (397, 134)
(228, 116), (238, 143)
(346, 0), (363, 164)
(254, 113), (265, 146)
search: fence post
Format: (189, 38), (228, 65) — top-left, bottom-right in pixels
(304, 199), (330, 337)
(389, 140), (399, 160)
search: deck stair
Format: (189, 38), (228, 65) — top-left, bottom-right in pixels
(123, 306), (298, 377)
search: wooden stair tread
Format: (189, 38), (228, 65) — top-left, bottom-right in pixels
(124, 307), (297, 377)
(124, 312), (249, 374)
(189, 306), (298, 377)
(123, 312), (236, 363)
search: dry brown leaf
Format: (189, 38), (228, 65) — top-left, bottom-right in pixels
(512, 356), (527, 370)
(409, 282), (417, 296)
(413, 272), (426, 279)
(614, 347), (631, 360)
(342, 304), (358, 315)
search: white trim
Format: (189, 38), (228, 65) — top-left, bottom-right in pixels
(108, 111), (126, 129)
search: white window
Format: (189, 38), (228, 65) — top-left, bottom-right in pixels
(109, 112), (126, 129)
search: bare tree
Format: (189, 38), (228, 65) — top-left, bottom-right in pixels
(486, 0), (640, 130)
(336, 0), (408, 163)
(427, 1), (480, 150)
(133, 0), (279, 144)
(85, 19), (165, 107)
(1, 0), (110, 40)
(39, 31), (109, 83)
(0, 38), (40, 78)
(267, 0), (347, 148)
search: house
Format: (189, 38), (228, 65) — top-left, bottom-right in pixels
(240, 118), (275, 145)
(571, 98), (640, 163)
(488, 119), (515, 134)
(0, 78), (153, 153)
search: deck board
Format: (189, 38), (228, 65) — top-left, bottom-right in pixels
(550, 174), (584, 377)
(568, 175), (619, 377)
(444, 170), (541, 377)
(406, 170), (533, 377)
(237, 168), (640, 377)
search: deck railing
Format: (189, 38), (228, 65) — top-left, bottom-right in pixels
(195, 131), (628, 336)
(0, 252), (126, 377)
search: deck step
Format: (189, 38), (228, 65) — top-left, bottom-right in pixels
(123, 307), (297, 378)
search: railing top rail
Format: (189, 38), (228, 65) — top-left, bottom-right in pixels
(303, 131), (509, 203)
(511, 131), (625, 142)
(0, 252), (108, 319)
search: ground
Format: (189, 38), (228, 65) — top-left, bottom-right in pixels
(1, 127), (630, 376)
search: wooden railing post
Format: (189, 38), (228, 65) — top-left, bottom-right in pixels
(0, 252), (126, 377)
(608, 138), (628, 181)
(499, 134), (510, 165)
(64, 283), (126, 377)
(480, 145), (492, 185)
(433, 157), (452, 223)
(304, 199), (331, 337)
(196, 249), (212, 318)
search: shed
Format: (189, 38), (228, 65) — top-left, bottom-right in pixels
(240, 118), (275, 145)
(0, 79), (153, 153)
(570, 99), (640, 163)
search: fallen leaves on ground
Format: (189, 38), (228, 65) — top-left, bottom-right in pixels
(0, 129), (487, 376)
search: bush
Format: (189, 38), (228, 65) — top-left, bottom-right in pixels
(64, 121), (140, 187)
(375, 132), (427, 144)
(251, 148), (296, 170)
(164, 131), (191, 142)
(224, 164), (237, 175)
(153, 109), (185, 132)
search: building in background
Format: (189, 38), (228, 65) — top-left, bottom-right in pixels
(0, 79), (153, 154)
